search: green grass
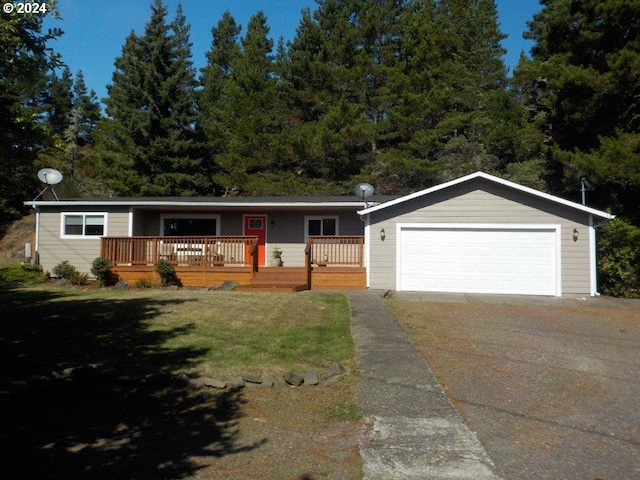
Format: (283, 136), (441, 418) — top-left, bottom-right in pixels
(0, 286), (355, 380)
(0, 285), (361, 479)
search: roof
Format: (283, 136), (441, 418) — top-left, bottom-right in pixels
(25, 195), (399, 209)
(357, 171), (615, 220)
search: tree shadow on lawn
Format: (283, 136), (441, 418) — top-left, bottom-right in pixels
(0, 287), (265, 479)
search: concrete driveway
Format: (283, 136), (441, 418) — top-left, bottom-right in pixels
(386, 292), (640, 480)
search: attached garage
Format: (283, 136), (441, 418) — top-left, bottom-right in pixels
(397, 224), (560, 296)
(359, 172), (615, 297)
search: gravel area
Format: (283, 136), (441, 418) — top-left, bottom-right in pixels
(387, 296), (640, 480)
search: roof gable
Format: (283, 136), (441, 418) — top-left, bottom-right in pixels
(358, 171), (614, 220)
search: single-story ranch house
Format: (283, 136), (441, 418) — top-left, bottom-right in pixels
(25, 171), (614, 296)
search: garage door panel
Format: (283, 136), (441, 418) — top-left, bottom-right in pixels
(399, 227), (558, 296)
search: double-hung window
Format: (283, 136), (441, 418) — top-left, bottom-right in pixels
(61, 213), (107, 238)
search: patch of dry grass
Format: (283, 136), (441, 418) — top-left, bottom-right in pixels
(0, 212), (35, 261)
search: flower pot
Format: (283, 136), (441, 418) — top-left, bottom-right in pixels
(270, 257), (282, 267)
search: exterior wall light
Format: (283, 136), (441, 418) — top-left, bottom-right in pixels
(380, 228), (386, 241)
(573, 228), (579, 241)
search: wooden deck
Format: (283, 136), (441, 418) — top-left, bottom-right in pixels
(111, 265), (366, 291)
(104, 235), (366, 291)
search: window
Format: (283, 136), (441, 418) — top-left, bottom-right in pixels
(160, 214), (220, 236)
(61, 213), (107, 238)
(305, 216), (338, 240)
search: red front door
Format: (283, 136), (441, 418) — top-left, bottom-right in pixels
(243, 215), (267, 266)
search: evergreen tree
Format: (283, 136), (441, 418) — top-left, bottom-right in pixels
(514, 0), (640, 221)
(72, 71), (101, 146)
(285, 0), (371, 185)
(207, 11), (286, 194)
(44, 66), (73, 137)
(0, 8), (62, 230)
(98, 0), (207, 196)
(199, 10), (242, 162)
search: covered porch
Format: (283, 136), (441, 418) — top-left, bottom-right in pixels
(101, 235), (366, 291)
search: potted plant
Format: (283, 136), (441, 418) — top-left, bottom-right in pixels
(271, 247), (283, 267)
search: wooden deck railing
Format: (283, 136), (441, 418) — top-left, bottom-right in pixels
(307, 236), (364, 267)
(101, 236), (259, 267)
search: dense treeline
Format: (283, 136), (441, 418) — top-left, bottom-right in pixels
(1, 0), (639, 294)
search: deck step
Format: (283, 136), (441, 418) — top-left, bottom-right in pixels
(235, 283), (308, 293)
(235, 267), (309, 292)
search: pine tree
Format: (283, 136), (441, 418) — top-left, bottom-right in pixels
(98, 0), (207, 196)
(207, 11), (285, 194)
(514, 0), (640, 222)
(44, 66), (73, 137)
(0, 8), (62, 229)
(285, 0), (371, 184)
(199, 10), (242, 162)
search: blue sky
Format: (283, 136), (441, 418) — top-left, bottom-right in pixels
(44, 0), (542, 103)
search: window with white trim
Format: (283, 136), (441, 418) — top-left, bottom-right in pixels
(304, 216), (338, 240)
(61, 213), (107, 238)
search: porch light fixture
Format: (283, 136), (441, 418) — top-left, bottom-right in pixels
(380, 228), (386, 241)
(573, 228), (579, 241)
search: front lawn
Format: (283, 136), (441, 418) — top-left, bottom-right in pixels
(0, 286), (362, 479)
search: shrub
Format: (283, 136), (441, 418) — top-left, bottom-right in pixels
(0, 263), (47, 286)
(91, 257), (115, 287)
(155, 259), (180, 287)
(134, 277), (157, 289)
(52, 260), (78, 279)
(69, 271), (89, 285)
(598, 218), (640, 298)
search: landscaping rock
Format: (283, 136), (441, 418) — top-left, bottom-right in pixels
(260, 376), (277, 387)
(227, 376), (245, 388)
(304, 370), (320, 386)
(326, 361), (345, 378)
(113, 280), (128, 290)
(324, 374), (344, 386)
(243, 375), (262, 385)
(216, 280), (239, 291)
(283, 371), (304, 386)
(204, 378), (227, 389)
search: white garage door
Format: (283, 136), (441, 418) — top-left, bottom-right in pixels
(398, 225), (559, 296)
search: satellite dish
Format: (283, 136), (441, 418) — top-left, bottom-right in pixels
(38, 168), (63, 185)
(354, 182), (374, 208)
(33, 168), (63, 201)
(354, 182), (374, 198)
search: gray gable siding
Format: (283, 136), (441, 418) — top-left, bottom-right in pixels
(367, 179), (592, 295)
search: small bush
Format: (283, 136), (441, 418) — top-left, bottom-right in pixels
(598, 218), (640, 298)
(52, 260), (78, 279)
(134, 277), (158, 289)
(91, 257), (115, 287)
(155, 259), (180, 287)
(0, 263), (47, 285)
(69, 271), (89, 285)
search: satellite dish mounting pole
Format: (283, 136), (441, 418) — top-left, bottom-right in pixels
(580, 178), (593, 206)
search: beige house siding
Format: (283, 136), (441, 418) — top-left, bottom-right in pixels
(367, 179), (592, 295)
(38, 207), (365, 273)
(129, 209), (362, 267)
(37, 206), (130, 275)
